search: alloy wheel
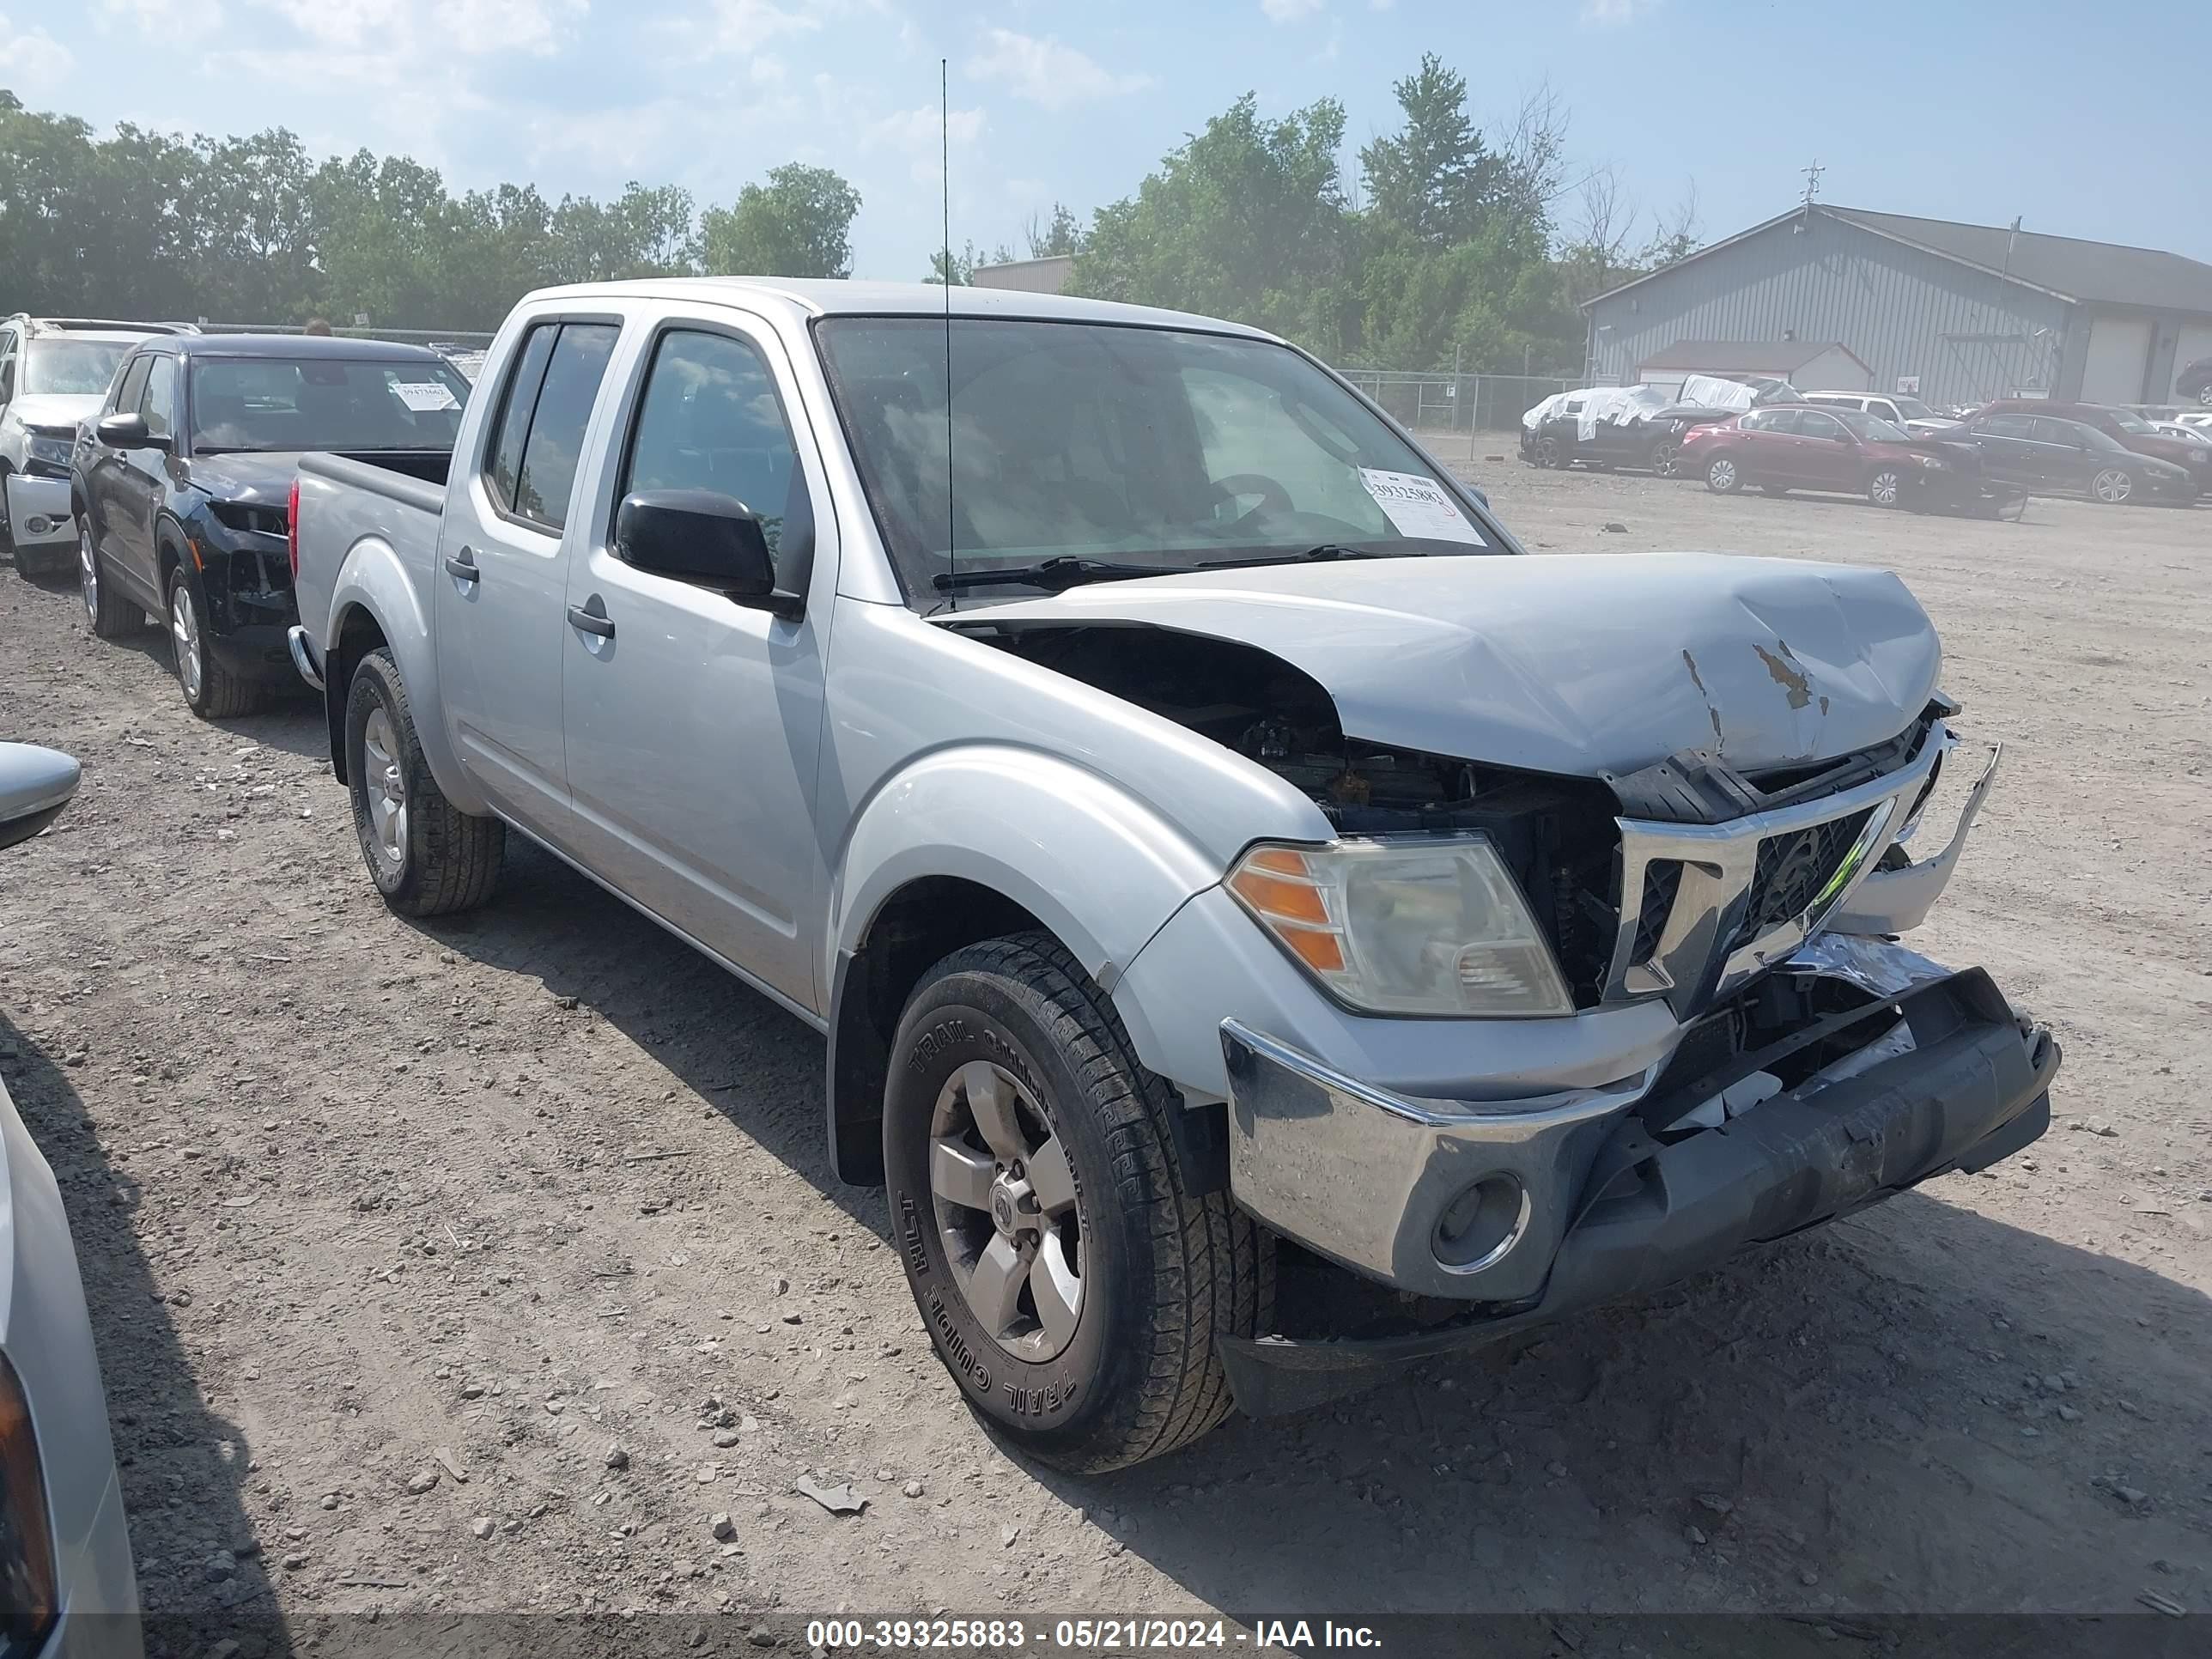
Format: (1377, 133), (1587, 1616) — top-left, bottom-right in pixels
(79, 528), (100, 623)
(1870, 470), (1901, 507)
(2094, 468), (2133, 504)
(1534, 436), (1559, 468)
(170, 582), (205, 702)
(927, 1059), (1085, 1363)
(1708, 459), (1737, 492)
(1650, 441), (1678, 478)
(361, 706), (410, 870)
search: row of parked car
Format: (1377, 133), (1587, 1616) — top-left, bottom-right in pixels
(2, 279), (2064, 1616)
(1518, 373), (2212, 512)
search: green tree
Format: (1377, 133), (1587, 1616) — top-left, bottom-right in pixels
(921, 239), (1014, 284)
(1072, 92), (1354, 350)
(701, 163), (861, 279)
(1024, 202), (1085, 258)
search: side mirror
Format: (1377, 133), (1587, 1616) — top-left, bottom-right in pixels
(96, 410), (164, 451)
(0, 743), (80, 854)
(615, 489), (798, 618)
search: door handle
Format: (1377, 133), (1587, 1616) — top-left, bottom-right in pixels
(444, 546), (478, 581)
(568, 601), (615, 639)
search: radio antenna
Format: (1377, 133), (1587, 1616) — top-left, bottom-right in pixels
(941, 56), (957, 611)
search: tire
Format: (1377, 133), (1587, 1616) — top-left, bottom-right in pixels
(1705, 455), (1743, 495)
(1534, 436), (1560, 469)
(1649, 441), (1679, 478)
(884, 932), (1273, 1472)
(0, 465), (16, 569)
(2090, 467), (2134, 505)
(166, 565), (268, 719)
(1867, 467), (1905, 508)
(80, 523), (139, 639)
(2199, 386), (2212, 409)
(344, 646), (503, 916)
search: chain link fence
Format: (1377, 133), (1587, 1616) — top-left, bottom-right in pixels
(1340, 368), (1577, 437)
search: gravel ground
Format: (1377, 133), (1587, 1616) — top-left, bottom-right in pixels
(2, 464), (2208, 1649)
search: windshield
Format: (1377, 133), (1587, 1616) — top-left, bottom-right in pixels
(1830, 408), (1911, 442)
(1892, 396), (1939, 421)
(23, 338), (133, 396)
(2072, 422), (2131, 454)
(188, 356), (473, 454)
(813, 318), (1496, 605)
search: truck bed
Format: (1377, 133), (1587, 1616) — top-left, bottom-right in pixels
(290, 448), (452, 666)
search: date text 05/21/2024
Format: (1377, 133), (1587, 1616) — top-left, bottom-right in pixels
(805, 1619), (1384, 1650)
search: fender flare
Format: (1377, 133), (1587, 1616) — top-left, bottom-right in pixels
(323, 538), (489, 814)
(821, 745), (1227, 1182)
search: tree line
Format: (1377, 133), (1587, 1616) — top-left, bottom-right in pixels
(2, 60), (1697, 371)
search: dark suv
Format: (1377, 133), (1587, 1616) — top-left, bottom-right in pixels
(70, 333), (471, 718)
(2177, 356), (2212, 407)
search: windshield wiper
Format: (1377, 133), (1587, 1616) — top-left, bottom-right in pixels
(1195, 543), (1391, 570)
(932, 556), (1195, 594)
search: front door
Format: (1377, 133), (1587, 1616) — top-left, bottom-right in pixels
(559, 319), (835, 1012)
(1966, 415), (2037, 486)
(1790, 409), (1862, 490)
(434, 317), (621, 842)
(113, 354), (181, 602)
(2029, 418), (2097, 492)
(83, 355), (149, 568)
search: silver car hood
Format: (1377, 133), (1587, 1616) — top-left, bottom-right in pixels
(6, 392), (101, 432)
(962, 551), (1942, 777)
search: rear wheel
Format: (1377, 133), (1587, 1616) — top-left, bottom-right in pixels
(167, 565), (268, 719)
(1867, 467), (1905, 508)
(81, 524), (139, 638)
(1705, 455), (1743, 495)
(2091, 467), (2134, 505)
(344, 646), (503, 915)
(885, 932), (1272, 1472)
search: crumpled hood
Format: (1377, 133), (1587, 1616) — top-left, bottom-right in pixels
(5, 393), (100, 434)
(185, 451), (309, 507)
(963, 552), (1942, 777)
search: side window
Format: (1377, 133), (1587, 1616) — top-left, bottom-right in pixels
(619, 329), (811, 569)
(1739, 410), (1772, 431)
(486, 324), (557, 516)
(1800, 411), (1849, 441)
(1870, 401), (1899, 423)
(0, 330), (16, 404)
(112, 356), (151, 422)
(484, 321), (619, 532)
(1980, 414), (2033, 440)
(138, 356), (178, 441)
(2033, 418), (2084, 448)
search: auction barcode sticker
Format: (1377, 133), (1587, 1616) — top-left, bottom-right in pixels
(1358, 467), (1486, 544)
(392, 380), (460, 412)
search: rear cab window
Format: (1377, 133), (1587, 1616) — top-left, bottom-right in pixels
(483, 320), (620, 532)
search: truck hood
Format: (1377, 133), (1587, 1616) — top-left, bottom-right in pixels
(960, 552), (1941, 777)
(6, 393), (100, 434)
(183, 451), (308, 507)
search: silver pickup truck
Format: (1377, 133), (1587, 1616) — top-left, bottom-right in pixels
(287, 279), (2057, 1469)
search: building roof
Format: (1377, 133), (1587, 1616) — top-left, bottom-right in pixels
(973, 255), (1077, 280)
(520, 276), (1272, 338)
(1585, 204), (2212, 319)
(1637, 338), (1871, 374)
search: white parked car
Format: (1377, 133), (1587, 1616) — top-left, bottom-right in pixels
(0, 744), (139, 1658)
(1802, 390), (1962, 440)
(0, 317), (189, 576)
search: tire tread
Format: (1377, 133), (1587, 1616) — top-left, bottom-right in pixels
(348, 647), (502, 916)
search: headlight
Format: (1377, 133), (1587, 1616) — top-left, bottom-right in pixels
(1228, 836), (1573, 1017)
(25, 434), (72, 470)
(1909, 453), (1946, 469)
(0, 1352), (59, 1656)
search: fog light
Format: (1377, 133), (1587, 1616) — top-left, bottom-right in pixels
(24, 516), (51, 536)
(1431, 1173), (1531, 1273)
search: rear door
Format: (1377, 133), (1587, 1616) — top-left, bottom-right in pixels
(557, 313), (836, 1011)
(434, 314), (622, 843)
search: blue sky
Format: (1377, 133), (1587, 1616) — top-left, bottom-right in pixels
(7, 0), (2210, 287)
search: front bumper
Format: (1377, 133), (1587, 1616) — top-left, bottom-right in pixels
(197, 538), (301, 682)
(1218, 951), (2057, 1414)
(4, 471), (75, 550)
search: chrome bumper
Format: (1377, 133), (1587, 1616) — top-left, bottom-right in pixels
(286, 624), (325, 691)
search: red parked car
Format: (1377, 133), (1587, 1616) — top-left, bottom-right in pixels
(1974, 399), (2209, 495)
(1678, 404), (2013, 513)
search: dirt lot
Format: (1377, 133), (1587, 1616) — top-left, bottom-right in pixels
(2, 465), (2209, 1647)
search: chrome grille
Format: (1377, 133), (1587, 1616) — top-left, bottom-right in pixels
(1726, 808), (1876, 956)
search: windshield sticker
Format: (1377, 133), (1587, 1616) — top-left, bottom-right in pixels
(392, 380), (460, 413)
(1358, 468), (1486, 545)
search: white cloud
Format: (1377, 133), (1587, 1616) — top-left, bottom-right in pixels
(1, 10), (75, 82)
(100, 0), (222, 28)
(246, 0), (580, 55)
(966, 27), (1153, 111)
(1581, 0), (1662, 25)
(1261, 0), (1324, 21)
(690, 0), (834, 54)
(862, 100), (986, 185)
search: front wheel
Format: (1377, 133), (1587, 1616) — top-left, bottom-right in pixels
(1867, 467), (1905, 508)
(2091, 467), (2134, 505)
(1705, 456), (1743, 495)
(1534, 436), (1561, 469)
(885, 933), (1272, 1472)
(167, 566), (269, 719)
(1649, 441), (1680, 478)
(344, 647), (503, 915)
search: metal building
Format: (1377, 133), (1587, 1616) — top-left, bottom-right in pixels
(1583, 204), (2212, 408)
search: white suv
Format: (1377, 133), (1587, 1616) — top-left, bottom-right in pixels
(0, 316), (187, 574)
(1801, 390), (1961, 438)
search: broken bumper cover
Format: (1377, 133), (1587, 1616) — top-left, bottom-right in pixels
(1218, 956), (2057, 1417)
